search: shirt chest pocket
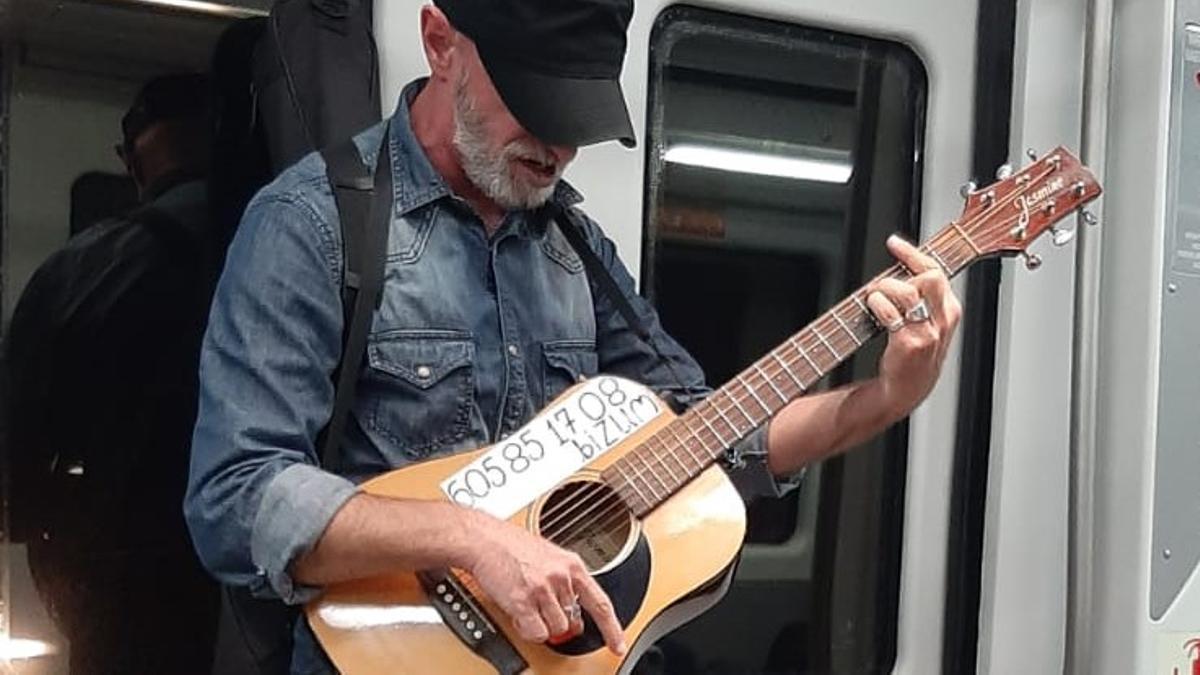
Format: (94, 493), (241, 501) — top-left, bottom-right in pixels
(360, 331), (476, 460)
(540, 340), (599, 407)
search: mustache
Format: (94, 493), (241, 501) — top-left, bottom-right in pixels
(506, 141), (559, 171)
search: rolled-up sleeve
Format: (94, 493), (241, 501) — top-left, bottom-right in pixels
(572, 210), (803, 499)
(185, 191), (356, 604)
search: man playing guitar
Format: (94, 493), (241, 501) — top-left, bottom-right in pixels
(184, 1), (961, 671)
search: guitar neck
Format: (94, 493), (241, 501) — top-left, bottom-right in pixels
(602, 227), (978, 515)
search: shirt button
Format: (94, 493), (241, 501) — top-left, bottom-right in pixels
(507, 344), (519, 357)
(416, 365), (432, 379)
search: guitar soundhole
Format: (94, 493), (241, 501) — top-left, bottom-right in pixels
(537, 479), (637, 574)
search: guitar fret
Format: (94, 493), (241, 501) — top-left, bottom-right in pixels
(950, 221), (982, 254)
(675, 422), (707, 464)
(789, 336), (825, 378)
(740, 370), (774, 412)
(852, 294), (872, 325)
(666, 424), (699, 469)
(613, 479), (641, 511)
(726, 385), (757, 425)
(632, 449), (670, 496)
(771, 352), (806, 392)
(696, 412), (732, 449)
(657, 432), (692, 477)
(622, 447), (664, 501)
(832, 309), (863, 346)
(928, 248), (952, 276)
(813, 326), (842, 361)
(710, 398), (741, 435)
(642, 441), (679, 492)
(614, 462), (650, 511)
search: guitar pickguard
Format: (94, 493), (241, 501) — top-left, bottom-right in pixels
(550, 532), (651, 656)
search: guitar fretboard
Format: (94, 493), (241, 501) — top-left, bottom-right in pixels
(601, 227), (978, 516)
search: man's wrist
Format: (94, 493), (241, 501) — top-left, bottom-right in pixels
(446, 505), (489, 571)
(857, 376), (913, 427)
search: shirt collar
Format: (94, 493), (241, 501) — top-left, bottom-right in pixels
(386, 79), (585, 222)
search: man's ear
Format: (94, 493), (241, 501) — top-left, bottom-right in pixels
(419, 5), (459, 84)
(116, 142), (143, 188)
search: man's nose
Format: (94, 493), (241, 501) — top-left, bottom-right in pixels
(548, 144), (578, 165)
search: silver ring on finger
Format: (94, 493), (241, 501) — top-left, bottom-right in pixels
(563, 602), (581, 620)
(904, 298), (931, 323)
(885, 317), (905, 333)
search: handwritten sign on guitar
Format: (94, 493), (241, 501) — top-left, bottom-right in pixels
(441, 376), (662, 519)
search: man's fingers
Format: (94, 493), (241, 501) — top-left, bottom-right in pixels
(537, 591), (572, 638)
(867, 291), (903, 331)
(886, 234), (939, 274)
(872, 278), (921, 315)
(512, 610), (550, 643)
(574, 572), (626, 655)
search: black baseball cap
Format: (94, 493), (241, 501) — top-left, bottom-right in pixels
(434, 0), (637, 148)
(120, 73), (211, 151)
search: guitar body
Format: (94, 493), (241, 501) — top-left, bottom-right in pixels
(306, 382), (748, 674)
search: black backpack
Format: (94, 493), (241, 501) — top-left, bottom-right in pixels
(253, 0), (380, 174)
(210, 1), (384, 672)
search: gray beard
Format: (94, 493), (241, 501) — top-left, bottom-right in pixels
(451, 80), (559, 211)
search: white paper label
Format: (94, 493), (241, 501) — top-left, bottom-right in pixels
(441, 376), (662, 519)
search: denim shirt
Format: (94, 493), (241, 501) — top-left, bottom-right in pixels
(185, 80), (799, 672)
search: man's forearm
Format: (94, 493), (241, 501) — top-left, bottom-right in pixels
(291, 493), (483, 586)
(765, 378), (903, 477)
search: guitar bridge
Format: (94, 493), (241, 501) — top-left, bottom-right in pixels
(418, 570), (528, 675)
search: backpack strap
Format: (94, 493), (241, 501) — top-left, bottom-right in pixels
(317, 125), (392, 469)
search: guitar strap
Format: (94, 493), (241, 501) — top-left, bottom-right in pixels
(552, 205), (691, 409)
(552, 206), (653, 342)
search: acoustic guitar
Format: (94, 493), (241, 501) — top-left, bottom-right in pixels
(307, 147), (1102, 674)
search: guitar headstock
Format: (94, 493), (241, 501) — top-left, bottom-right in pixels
(957, 146), (1102, 268)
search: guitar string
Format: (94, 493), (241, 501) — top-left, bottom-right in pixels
(539, 238), (968, 543)
(540, 229), (985, 543)
(539, 232), (984, 545)
(541, 236), (990, 546)
(539, 227), (975, 538)
(540, 166), (1069, 544)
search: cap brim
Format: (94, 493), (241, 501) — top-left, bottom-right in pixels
(480, 54), (637, 149)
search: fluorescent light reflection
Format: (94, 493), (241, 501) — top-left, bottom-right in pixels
(664, 144), (852, 184)
(317, 604), (444, 630)
(0, 637), (56, 661)
(119, 0), (267, 18)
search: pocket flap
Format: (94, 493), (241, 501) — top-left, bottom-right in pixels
(367, 332), (474, 389)
(542, 341), (598, 383)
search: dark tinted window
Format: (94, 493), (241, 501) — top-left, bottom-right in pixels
(640, 6), (926, 673)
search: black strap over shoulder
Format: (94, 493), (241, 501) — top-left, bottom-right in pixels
(318, 125), (392, 469)
(552, 205), (692, 412)
(551, 206), (653, 342)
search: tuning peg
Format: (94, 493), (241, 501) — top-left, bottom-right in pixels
(996, 164), (1014, 180)
(960, 180), (977, 199)
(1026, 148), (1039, 162)
(1081, 210), (1099, 226)
(1051, 225), (1075, 247)
(1021, 252), (1043, 270)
